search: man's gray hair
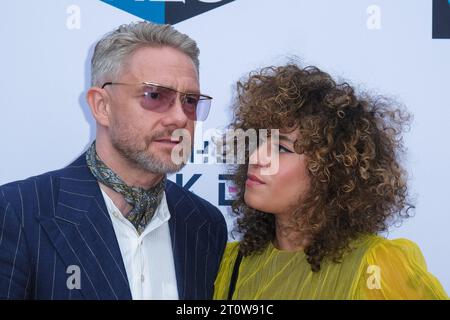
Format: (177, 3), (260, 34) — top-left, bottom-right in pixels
(91, 21), (200, 87)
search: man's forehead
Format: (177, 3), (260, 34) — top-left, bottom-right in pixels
(119, 55), (200, 91)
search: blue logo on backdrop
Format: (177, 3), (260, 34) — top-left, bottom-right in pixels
(433, 0), (450, 39)
(100, 0), (235, 24)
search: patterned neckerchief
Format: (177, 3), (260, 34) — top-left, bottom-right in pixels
(86, 141), (166, 235)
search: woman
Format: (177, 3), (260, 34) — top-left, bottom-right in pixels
(213, 63), (448, 300)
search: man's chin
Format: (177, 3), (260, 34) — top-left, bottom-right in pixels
(140, 156), (187, 174)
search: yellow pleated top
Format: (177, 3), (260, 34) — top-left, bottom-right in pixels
(213, 235), (448, 300)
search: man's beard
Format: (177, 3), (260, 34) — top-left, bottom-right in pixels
(110, 124), (190, 174)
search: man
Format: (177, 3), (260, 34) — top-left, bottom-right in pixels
(0, 21), (227, 300)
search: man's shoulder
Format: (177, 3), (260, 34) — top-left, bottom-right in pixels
(165, 179), (225, 225)
(165, 179), (219, 211)
(0, 154), (88, 204)
(1, 169), (58, 200)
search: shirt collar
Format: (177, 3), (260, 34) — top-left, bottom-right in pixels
(100, 186), (171, 236)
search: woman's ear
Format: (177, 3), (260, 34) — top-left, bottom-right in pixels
(86, 87), (111, 127)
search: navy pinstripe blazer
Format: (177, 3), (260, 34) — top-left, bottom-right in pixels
(0, 153), (227, 300)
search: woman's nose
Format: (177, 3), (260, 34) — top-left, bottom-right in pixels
(249, 142), (272, 168)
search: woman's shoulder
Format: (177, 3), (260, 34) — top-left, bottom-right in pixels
(222, 241), (241, 262)
(358, 234), (424, 262)
(351, 234), (448, 299)
(213, 241), (242, 300)
(340, 234), (426, 274)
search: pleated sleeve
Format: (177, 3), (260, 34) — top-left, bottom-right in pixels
(354, 238), (448, 300)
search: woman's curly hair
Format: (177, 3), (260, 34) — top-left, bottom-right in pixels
(230, 63), (414, 272)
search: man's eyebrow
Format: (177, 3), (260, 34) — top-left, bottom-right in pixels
(142, 82), (201, 94)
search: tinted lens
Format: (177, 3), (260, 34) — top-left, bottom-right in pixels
(195, 98), (211, 121)
(141, 84), (211, 121)
(181, 94), (200, 120)
(141, 85), (176, 111)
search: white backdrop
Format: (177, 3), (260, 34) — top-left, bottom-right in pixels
(1, 0), (449, 293)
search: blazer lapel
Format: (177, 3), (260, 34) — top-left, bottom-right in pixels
(38, 155), (131, 300)
(166, 181), (211, 300)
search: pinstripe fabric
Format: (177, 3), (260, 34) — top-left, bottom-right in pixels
(0, 153), (227, 300)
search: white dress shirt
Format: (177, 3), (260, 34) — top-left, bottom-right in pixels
(100, 187), (179, 300)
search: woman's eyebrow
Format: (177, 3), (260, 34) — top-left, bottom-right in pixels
(278, 135), (296, 144)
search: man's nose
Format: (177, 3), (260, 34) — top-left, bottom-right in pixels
(161, 94), (189, 128)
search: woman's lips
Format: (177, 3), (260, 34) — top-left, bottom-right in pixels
(246, 174), (266, 187)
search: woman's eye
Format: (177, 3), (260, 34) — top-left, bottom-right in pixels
(279, 145), (294, 153)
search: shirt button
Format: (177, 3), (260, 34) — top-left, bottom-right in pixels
(141, 274), (145, 282)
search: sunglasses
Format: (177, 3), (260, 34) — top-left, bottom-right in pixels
(101, 81), (212, 121)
